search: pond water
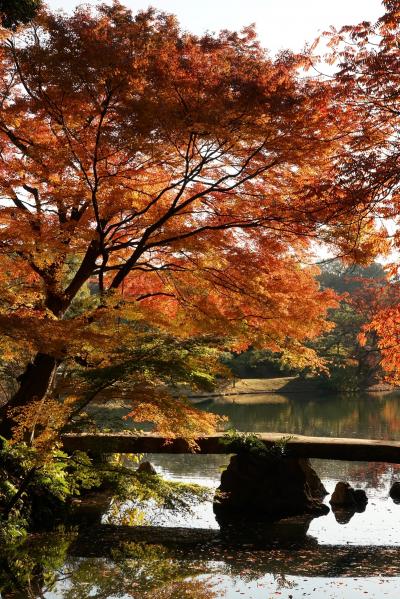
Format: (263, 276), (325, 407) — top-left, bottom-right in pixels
(2, 390), (400, 598)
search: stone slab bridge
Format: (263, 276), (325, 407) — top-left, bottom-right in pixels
(61, 432), (400, 522)
(60, 432), (400, 463)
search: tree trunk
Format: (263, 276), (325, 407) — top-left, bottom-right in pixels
(0, 352), (57, 439)
(0, 243), (100, 440)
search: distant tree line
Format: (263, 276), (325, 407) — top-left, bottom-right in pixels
(225, 260), (398, 393)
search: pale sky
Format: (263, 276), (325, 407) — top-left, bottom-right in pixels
(46, 0), (384, 54)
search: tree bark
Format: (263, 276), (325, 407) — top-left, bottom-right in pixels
(0, 352), (57, 439)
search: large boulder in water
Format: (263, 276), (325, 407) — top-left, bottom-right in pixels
(213, 452), (329, 524)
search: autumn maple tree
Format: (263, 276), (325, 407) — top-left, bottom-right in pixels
(311, 261), (400, 391)
(0, 1), (383, 439)
(314, 0), (400, 384)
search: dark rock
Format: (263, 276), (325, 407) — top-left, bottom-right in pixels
(299, 458), (328, 498)
(213, 452), (329, 524)
(137, 461), (157, 475)
(330, 482), (354, 507)
(353, 489), (368, 506)
(329, 482), (367, 525)
(333, 508), (356, 525)
(389, 481), (400, 503)
(330, 482), (367, 508)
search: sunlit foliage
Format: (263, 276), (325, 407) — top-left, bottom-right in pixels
(0, 1), (386, 438)
(318, 2), (400, 383)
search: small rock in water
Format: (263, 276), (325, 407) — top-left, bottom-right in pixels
(330, 482), (367, 524)
(353, 488), (368, 506)
(389, 481), (400, 503)
(330, 482), (367, 508)
(137, 461), (157, 475)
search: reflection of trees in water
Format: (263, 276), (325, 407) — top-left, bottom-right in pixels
(4, 394), (400, 597)
(144, 393), (400, 488)
(0, 537), (218, 599)
(3, 527), (400, 598)
(4, 530), (400, 599)
(206, 392), (400, 440)
(313, 460), (400, 492)
(0, 535), (72, 599)
(146, 452), (230, 481)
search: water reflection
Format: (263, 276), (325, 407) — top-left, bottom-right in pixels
(2, 391), (400, 598)
(142, 391), (400, 545)
(0, 534), (219, 599)
(3, 530), (400, 599)
(143, 455), (400, 544)
(206, 390), (400, 440)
